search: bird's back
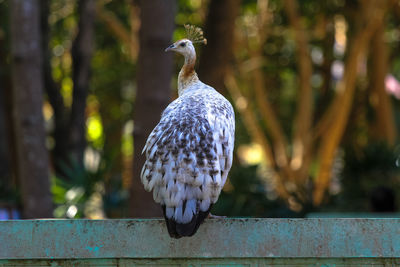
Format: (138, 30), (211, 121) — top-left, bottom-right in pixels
(141, 85), (235, 238)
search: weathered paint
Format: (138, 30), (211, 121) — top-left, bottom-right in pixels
(0, 218), (399, 262)
(307, 212), (400, 218)
(0, 258), (399, 266)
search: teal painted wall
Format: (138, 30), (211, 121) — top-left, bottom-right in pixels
(0, 218), (399, 266)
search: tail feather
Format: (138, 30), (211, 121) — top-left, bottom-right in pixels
(161, 205), (212, 238)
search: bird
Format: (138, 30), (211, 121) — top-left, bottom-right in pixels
(140, 25), (235, 238)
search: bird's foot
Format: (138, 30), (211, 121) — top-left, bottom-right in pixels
(207, 213), (226, 219)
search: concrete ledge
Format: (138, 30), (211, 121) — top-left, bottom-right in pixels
(0, 218), (399, 259)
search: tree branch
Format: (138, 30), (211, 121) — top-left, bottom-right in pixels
(225, 70), (290, 199)
(313, 0), (388, 205)
(283, 0), (313, 176)
(368, 20), (396, 144)
(246, 0), (291, 170)
(96, 2), (139, 60)
(40, 0), (70, 176)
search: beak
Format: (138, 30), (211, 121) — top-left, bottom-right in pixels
(165, 43), (175, 52)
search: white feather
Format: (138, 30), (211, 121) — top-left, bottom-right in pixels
(182, 199), (196, 223)
(141, 83), (235, 224)
(153, 186), (161, 202)
(174, 205), (183, 221)
(141, 168), (151, 191)
(166, 207), (174, 218)
(200, 199), (210, 212)
(193, 172), (205, 186)
(148, 144), (158, 159)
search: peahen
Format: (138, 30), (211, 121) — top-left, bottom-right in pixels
(141, 25), (235, 238)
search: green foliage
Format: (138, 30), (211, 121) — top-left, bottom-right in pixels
(51, 155), (108, 218)
(176, 0), (204, 26)
(213, 164), (299, 218)
(323, 143), (400, 212)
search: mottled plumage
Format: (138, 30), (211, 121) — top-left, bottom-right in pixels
(141, 28), (235, 238)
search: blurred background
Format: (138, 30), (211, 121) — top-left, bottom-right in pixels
(0, 0), (400, 220)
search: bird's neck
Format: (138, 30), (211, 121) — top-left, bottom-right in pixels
(178, 53), (199, 96)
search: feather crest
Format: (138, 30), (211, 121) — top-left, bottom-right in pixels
(184, 24), (207, 45)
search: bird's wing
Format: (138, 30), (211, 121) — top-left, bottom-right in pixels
(141, 91), (234, 238)
(204, 94), (235, 191)
(141, 92), (234, 224)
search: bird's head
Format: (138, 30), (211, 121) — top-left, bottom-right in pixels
(165, 39), (195, 57)
(165, 25), (206, 58)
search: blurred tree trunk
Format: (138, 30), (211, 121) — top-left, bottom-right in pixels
(0, 87), (11, 195)
(10, 0), (53, 218)
(100, 99), (123, 214)
(197, 0), (240, 93)
(40, 0), (95, 178)
(368, 23), (396, 144)
(40, 0), (69, 176)
(96, 1), (140, 216)
(0, 26), (13, 200)
(69, 0), (96, 166)
(130, 0), (175, 218)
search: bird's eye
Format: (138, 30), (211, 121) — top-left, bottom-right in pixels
(180, 42), (186, 47)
